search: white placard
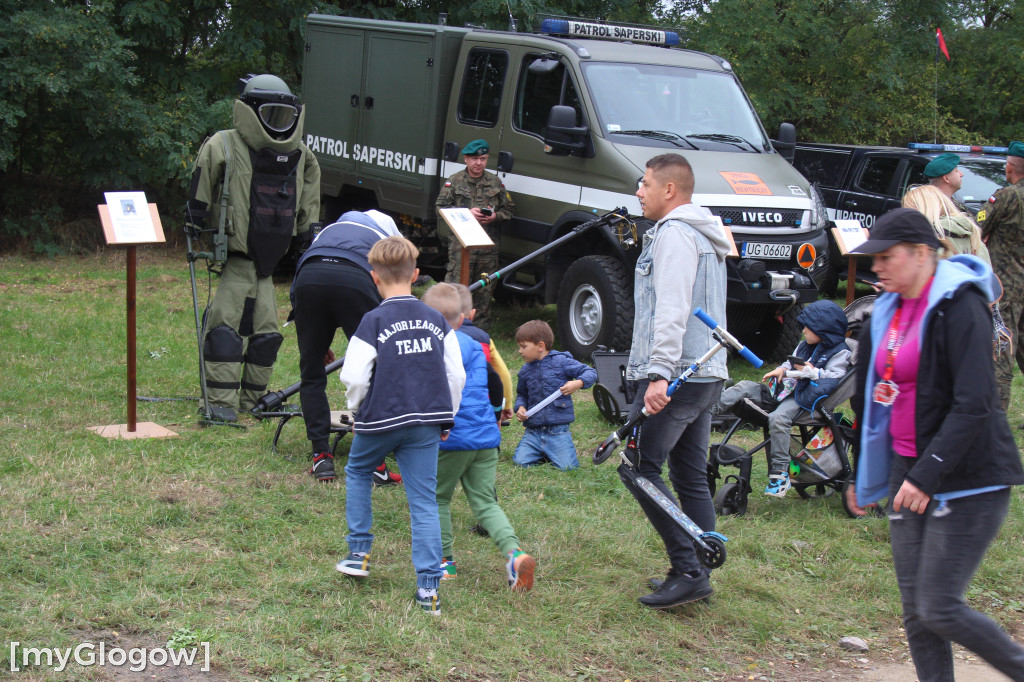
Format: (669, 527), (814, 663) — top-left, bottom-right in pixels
(438, 208), (494, 249)
(832, 219), (868, 255)
(104, 191), (158, 244)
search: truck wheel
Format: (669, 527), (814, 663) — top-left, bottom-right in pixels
(733, 303), (805, 364)
(556, 255), (634, 361)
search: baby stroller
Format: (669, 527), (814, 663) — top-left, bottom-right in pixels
(706, 296), (875, 518)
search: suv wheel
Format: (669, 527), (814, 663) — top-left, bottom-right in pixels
(556, 255), (634, 361)
(729, 303), (805, 364)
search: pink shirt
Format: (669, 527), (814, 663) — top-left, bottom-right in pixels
(874, 279), (933, 457)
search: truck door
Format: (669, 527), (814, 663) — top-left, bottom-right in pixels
(303, 25), (365, 190)
(359, 31), (435, 187)
(835, 153), (902, 229)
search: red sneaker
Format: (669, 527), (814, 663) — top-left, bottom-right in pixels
(372, 462), (401, 486)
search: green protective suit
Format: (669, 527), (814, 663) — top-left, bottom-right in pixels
(187, 100), (321, 411)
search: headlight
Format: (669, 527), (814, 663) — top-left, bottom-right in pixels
(809, 183), (829, 231)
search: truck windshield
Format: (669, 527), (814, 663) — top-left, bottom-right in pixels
(581, 62), (770, 152)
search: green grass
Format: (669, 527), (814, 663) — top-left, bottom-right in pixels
(1, 250), (1022, 681)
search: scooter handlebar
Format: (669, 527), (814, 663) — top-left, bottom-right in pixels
(693, 307), (764, 368)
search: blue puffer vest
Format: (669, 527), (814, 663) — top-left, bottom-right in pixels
(441, 331), (500, 451)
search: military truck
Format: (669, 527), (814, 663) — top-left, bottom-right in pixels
(301, 14), (832, 361)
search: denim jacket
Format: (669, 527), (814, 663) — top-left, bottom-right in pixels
(514, 350), (597, 427)
(627, 204), (730, 382)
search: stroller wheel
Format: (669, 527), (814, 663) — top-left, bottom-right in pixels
(713, 481), (748, 516)
(793, 482), (836, 500)
(696, 535), (727, 569)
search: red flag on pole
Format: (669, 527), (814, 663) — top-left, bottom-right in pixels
(936, 27), (950, 61)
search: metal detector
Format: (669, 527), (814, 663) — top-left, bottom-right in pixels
(593, 307), (764, 569)
(250, 357), (348, 454)
(466, 207), (637, 291)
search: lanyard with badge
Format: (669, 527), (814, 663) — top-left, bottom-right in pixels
(873, 307), (904, 406)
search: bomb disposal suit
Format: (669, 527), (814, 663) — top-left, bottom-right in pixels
(186, 74), (321, 419)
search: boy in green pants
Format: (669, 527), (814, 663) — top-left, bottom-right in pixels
(421, 283), (536, 592)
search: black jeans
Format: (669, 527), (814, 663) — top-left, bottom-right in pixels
(618, 379), (722, 576)
(292, 259), (380, 453)
(887, 455), (1024, 681)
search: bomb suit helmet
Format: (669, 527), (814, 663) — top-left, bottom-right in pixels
(238, 74), (301, 139)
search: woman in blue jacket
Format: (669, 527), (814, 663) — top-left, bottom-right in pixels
(848, 209), (1024, 681)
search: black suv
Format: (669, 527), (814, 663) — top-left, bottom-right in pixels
(791, 143), (1007, 292)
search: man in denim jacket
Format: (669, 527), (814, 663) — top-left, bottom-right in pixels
(624, 153), (730, 609)
(513, 320), (597, 470)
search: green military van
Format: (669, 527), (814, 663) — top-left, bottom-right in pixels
(302, 15), (831, 360)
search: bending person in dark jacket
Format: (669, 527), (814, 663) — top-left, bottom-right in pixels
(847, 208), (1024, 681)
(716, 299), (851, 498)
(512, 320), (597, 470)
(290, 209), (401, 484)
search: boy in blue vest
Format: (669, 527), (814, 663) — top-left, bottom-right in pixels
(513, 320), (597, 470)
(336, 237), (466, 616)
(422, 283), (536, 591)
(715, 299), (851, 498)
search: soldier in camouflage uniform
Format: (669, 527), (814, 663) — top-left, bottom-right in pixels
(976, 141), (1024, 411)
(435, 139), (514, 331)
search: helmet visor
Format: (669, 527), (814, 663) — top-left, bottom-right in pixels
(258, 103), (299, 133)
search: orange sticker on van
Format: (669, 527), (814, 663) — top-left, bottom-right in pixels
(719, 172), (772, 195)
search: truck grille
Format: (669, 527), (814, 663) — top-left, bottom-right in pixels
(707, 207), (804, 228)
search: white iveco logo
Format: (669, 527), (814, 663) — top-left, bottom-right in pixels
(742, 211), (784, 223)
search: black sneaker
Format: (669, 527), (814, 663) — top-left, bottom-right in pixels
(469, 524), (489, 537)
(310, 452), (336, 482)
(372, 463), (401, 487)
(639, 572), (712, 609)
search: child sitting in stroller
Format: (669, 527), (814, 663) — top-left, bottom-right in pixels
(715, 300), (852, 498)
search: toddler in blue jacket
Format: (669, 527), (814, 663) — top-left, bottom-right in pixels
(513, 320), (597, 470)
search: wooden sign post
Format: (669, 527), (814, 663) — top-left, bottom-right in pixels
(438, 208), (495, 285)
(89, 192), (177, 440)
(831, 219), (870, 306)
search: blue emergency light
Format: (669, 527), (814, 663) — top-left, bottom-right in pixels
(539, 18), (680, 46)
(908, 142), (1009, 155)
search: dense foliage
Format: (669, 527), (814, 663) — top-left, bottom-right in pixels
(2, 0), (1022, 252)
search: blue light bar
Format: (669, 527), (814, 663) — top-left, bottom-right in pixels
(908, 142), (1009, 155)
(539, 18), (680, 46)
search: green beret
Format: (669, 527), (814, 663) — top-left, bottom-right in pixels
(1008, 141), (1024, 159)
(461, 139), (490, 156)
(923, 152), (960, 178)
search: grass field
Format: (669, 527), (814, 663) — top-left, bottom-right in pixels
(1, 249), (1022, 681)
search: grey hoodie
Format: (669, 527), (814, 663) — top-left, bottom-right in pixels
(627, 203), (731, 382)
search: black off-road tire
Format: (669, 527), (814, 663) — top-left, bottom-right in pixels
(556, 255), (634, 362)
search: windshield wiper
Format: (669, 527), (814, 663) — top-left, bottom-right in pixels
(615, 130), (698, 150)
(686, 133), (761, 152)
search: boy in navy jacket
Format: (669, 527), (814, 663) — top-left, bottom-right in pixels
(422, 284), (536, 591)
(513, 320), (597, 470)
(336, 237), (466, 616)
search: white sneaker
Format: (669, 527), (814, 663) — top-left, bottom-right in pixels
(764, 473), (791, 498)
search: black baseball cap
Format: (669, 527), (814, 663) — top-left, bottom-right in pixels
(850, 208), (941, 255)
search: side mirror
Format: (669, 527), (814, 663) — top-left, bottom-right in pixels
(544, 105), (591, 157)
(772, 122), (796, 163)
(497, 150), (514, 172)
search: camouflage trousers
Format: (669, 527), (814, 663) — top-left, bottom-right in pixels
(995, 296), (1024, 412)
(446, 239), (499, 331)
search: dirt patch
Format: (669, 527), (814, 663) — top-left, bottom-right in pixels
(69, 630), (241, 681)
